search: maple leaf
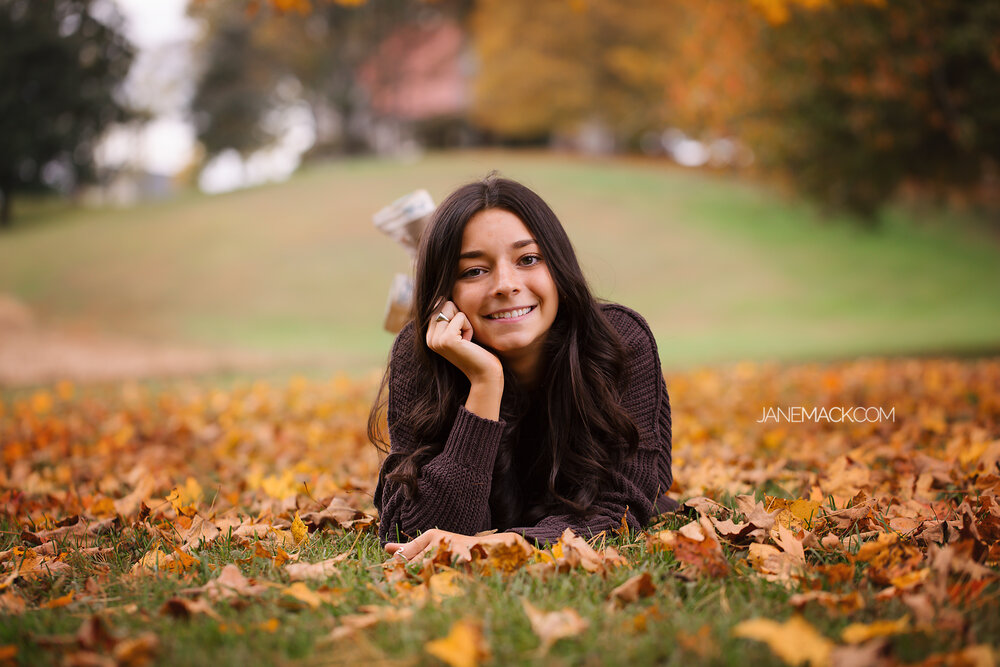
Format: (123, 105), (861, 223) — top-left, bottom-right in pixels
(608, 572), (656, 609)
(673, 520), (729, 579)
(427, 569), (468, 602)
(841, 616), (910, 644)
(424, 619), (491, 667)
(327, 605), (414, 642)
(181, 516), (221, 553)
(0, 591), (27, 615)
(281, 582), (336, 609)
(733, 615), (833, 667)
(521, 599), (589, 655)
(290, 512), (308, 545)
(788, 591), (864, 614)
(159, 597), (221, 621)
(285, 554), (348, 581)
(184, 564), (269, 601)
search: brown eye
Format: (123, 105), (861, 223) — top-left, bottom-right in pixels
(460, 267), (485, 279)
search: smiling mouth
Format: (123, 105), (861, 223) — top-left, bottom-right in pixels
(485, 305), (536, 320)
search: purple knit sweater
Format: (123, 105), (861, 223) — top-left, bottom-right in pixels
(373, 303), (674, 546)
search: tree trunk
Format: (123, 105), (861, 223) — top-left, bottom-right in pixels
(0, 187), (10, 229)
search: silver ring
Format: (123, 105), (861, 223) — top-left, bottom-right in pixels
(435, 313), (450, 323)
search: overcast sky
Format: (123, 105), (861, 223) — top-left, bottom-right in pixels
(100, 0), (309, 192)
(115, 0), (196, 49)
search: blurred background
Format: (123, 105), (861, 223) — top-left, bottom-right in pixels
(1, 0), (999, 388)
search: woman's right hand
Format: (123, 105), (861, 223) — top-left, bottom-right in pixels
(427, 301), (503, 385)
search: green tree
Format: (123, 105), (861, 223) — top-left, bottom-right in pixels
(0, 0), (134, 227)
(188, 0), (473, 161)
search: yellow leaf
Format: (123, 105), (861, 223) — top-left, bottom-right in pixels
(179, 477), (203, 505)
(733, 615), (832, 667)
(56, 380), (75, 401)
(291, 513), (308, 545)
(41, 591), (75, 609)
(282, 582), (326, 609)
(788, 500), (822, 525)
(258, 618), (281, 633)
(425, 619), (491, 667)
(31, 391), (53, 415)
(854, 532), (897, 562)
(428, 569), (466, 601)
(841, 617), (910, 644)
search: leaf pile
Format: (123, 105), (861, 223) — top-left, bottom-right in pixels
(1, 358), (999, 665)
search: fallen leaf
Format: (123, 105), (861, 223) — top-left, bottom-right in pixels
(424, 618), (491, 667)
(291, 513), (308, 545)
(789, 591), (864, 614)
(428, 569), (468, 601)
(521, 598), (589, 654)
(188, 564), (269, 601)
(328, 605), (414, 642)
(0, 592), (26, 615)
(841, 617), (910, 644)
(733, 615), (833, 667)
(41, 591), (75, 609)
(282, 581), (333, 609)
(258, 618), (280, 633)
(112, 632), (158, 666)
(159, 597), (221, 621)
(608, 572), (656, 609)
(285, 554), (348, 581)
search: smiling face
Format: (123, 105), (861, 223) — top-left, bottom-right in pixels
(451, 208), (560, 379)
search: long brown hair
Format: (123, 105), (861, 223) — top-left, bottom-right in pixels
(368, 174), (639, 527)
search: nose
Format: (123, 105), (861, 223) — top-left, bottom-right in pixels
(492, 260), (521, 296)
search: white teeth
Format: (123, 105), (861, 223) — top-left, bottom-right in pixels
(488, 306), (532, 319)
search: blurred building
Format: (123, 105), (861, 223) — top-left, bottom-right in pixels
(357, 18), (477, 154)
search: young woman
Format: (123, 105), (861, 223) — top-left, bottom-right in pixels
(369, 174), (675, 561)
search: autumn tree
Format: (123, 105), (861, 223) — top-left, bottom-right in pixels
(470, 0), (677, 146)
(747, 0), (1000, 219)
(0, 0), (134, 228)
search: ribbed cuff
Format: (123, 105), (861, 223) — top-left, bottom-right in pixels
(441, 405), (505, 471)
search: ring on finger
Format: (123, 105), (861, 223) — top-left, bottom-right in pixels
(435, 313), (451, 323)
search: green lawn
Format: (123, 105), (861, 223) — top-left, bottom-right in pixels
(2, 151), (999, 375)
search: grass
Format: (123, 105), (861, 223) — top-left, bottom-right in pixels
(1, 150), (999, 378)
(2, 511), (996, 666)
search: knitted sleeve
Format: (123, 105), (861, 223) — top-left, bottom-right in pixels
(374, 323), (507, 546)
(506, 305), (673, 546)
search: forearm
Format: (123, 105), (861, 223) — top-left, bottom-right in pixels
(377, 405), (505, 545)
(464, 374), (504, 421)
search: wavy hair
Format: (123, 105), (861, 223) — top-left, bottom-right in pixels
(368, 174), (639, 527)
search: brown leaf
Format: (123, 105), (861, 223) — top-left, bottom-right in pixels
(187, 564), (269, 601)
(521, 598), (589, 654)
(327, 605), (414, 642)
(789, 591), (864, 614)
(608, 572), (656, 609)
(0, 591), (27, 615)
(159, 597), (221, 621)
(285, 554), (348, 581)
(181, 516), (221, 552)
(111, 632), (158, 667)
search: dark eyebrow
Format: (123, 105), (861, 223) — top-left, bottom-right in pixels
(459, 239), (537, 260)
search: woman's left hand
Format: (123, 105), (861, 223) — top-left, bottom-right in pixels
(385, 528), (528, 562)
